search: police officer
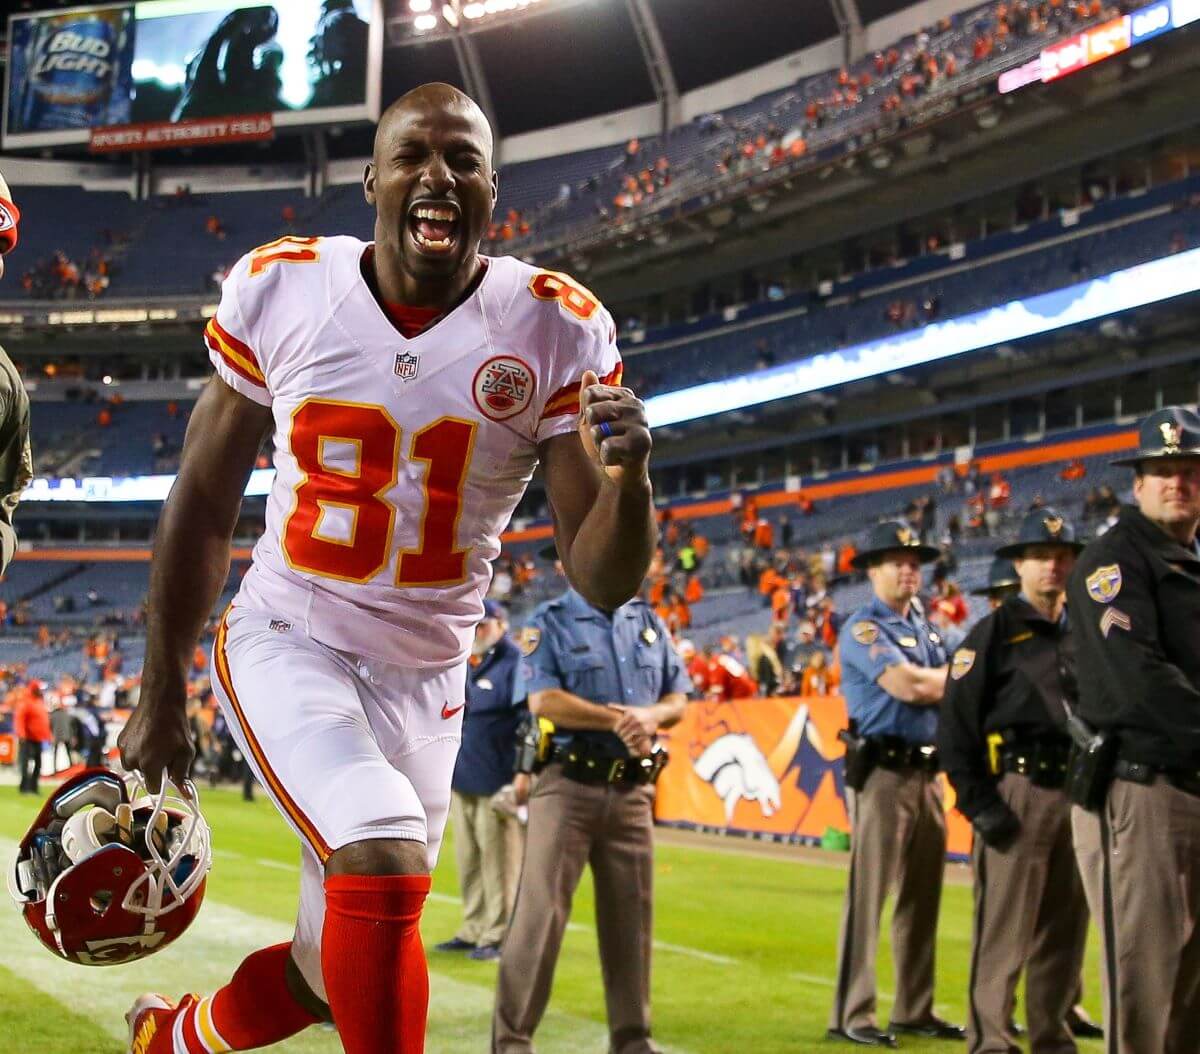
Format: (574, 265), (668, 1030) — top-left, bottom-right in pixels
(939, 508), (1091, 1053)
(0, 172), (31, 575)
(437, 599), (528, 962)
(493, 587), (690, 1054)
(828, 522), (963, 1048)
(1067, 406), (1200, 1054)
(970, 557), (1021, 610)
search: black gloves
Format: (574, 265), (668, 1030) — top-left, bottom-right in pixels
(973, 800), (1020, 849)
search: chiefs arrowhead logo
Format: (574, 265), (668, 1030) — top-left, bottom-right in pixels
(473, 355), (535, 421)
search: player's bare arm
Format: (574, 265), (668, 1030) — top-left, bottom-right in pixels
(539, 369), (656, 610)
(118, 377), (273, 792)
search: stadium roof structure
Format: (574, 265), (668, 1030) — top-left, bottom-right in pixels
(382, 0), (920, 136)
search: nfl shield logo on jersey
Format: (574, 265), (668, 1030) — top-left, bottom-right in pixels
(394, 352), (420, 381)
(473, 355), (535, 421)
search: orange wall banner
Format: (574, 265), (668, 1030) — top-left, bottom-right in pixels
(0, 733), (14, 765)
(655, 695), (972, 859)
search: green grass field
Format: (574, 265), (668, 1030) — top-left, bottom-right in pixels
(0, 784), (1104, 1054)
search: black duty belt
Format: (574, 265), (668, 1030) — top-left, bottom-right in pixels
(997, 737), (1072, 789)
(868, 736), (939, 774)
(550, 742), (669, 787)
(1114, 758), (1200, 799)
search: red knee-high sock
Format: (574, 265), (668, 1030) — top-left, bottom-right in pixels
(321, 874), (432, 1054)
(150, 943), (319, 1052)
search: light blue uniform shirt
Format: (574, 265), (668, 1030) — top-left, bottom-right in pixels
(521, 589), (692, 757)
(838, 595), (948, 744)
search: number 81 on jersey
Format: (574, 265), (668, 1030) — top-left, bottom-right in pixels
(281, 399), (477, 588)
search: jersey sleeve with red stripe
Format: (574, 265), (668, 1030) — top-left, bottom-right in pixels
(204, 253), (272, 406)
(533, 288), (623, 446)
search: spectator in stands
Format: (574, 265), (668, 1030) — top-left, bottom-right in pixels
(837, 540), (858, 578)
(748, 626), (785, 697)
(687, 644), (711, 696)
(1059, 458), (1087, 482)
(707, 648), (758, 701)
(16, 681), (50, 794)
(205, 214), (227, 240)
(281, 204), (297, 230)
(800, 651), (839, 697)
(986, 472), (1012, 532)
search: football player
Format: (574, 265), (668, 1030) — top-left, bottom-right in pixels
(118, 83), (655, 1054)
(0, 170), (31, 574)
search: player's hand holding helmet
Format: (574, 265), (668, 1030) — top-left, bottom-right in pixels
(118, 674), (196, 795)
(9, 768), (211, 965)
(579, 370), (652, 488)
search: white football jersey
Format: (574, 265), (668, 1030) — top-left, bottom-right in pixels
(204, 235), (621, 669)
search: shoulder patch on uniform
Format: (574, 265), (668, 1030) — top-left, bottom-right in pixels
(1099, 607), (1132, 638)
(851, 621), (879, 645)
(951, 648), (976, 680)
(1085, 564), (1122, 604)
(517, 627), (542, 656)
(473, 355), (536, 421)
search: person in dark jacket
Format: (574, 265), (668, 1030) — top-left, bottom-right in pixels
(940, 508), (1091, 1053)
(1067, 406), (1200, 1054)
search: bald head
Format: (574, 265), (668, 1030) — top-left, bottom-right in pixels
(375, 83), (494, 165)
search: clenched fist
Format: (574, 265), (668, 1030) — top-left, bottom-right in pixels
(578, 370), (652, 488)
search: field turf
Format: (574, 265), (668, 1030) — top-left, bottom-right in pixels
(0, 784), (1103, 1053)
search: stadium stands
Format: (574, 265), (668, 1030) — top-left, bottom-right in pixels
(1, 0), (1157, 300)
(0, 422), (1134, 688)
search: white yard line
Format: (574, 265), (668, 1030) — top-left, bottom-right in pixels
(220, 849), (741, 968)
(1, 838), (695, 1054)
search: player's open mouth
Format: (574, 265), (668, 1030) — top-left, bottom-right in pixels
(408, 201), (461, 255)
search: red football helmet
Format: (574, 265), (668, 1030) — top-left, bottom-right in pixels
(8, 769), (211, 966)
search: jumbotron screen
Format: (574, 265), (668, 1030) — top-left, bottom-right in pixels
(3, 0), (382, 150)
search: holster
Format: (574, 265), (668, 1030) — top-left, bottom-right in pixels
(1065, 712), (1117, 811)
(514, 713), (554, 775)
(838, 726), (877, 792)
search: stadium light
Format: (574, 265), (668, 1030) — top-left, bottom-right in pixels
(20, 246), (1200, 503)
(413, 13), (438, 30)
(642, 243), (1200, 429)
(409, 0), (432, 10)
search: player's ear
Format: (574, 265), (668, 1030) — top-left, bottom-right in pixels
(363, 162), (377, 206)
(490, 169), (499, 208)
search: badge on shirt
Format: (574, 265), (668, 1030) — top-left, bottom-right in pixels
(951, 648), (976, 680)
(928, 631), (941, 646)
(517, 627), (541, 656)
(852, 621), (879, 645)
(641, 627), (658, 645)
(898, 636), (918, 648)
(476, 677), (494, 691)
(1086, 564), (1122, 604)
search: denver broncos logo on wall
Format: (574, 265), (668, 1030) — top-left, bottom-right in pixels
(473, 355), (535, 421)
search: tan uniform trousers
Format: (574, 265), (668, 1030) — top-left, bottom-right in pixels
(1072, 778), (1200, 1054)
(829, 766), (947, 1034)
(451, 790), (525, 947)
(493, 764), (657, 1054)
(967, 774), (1089, 1054)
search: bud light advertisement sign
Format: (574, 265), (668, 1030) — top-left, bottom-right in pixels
(4, 1), (381, 150)
(5, 4), (135, 142)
